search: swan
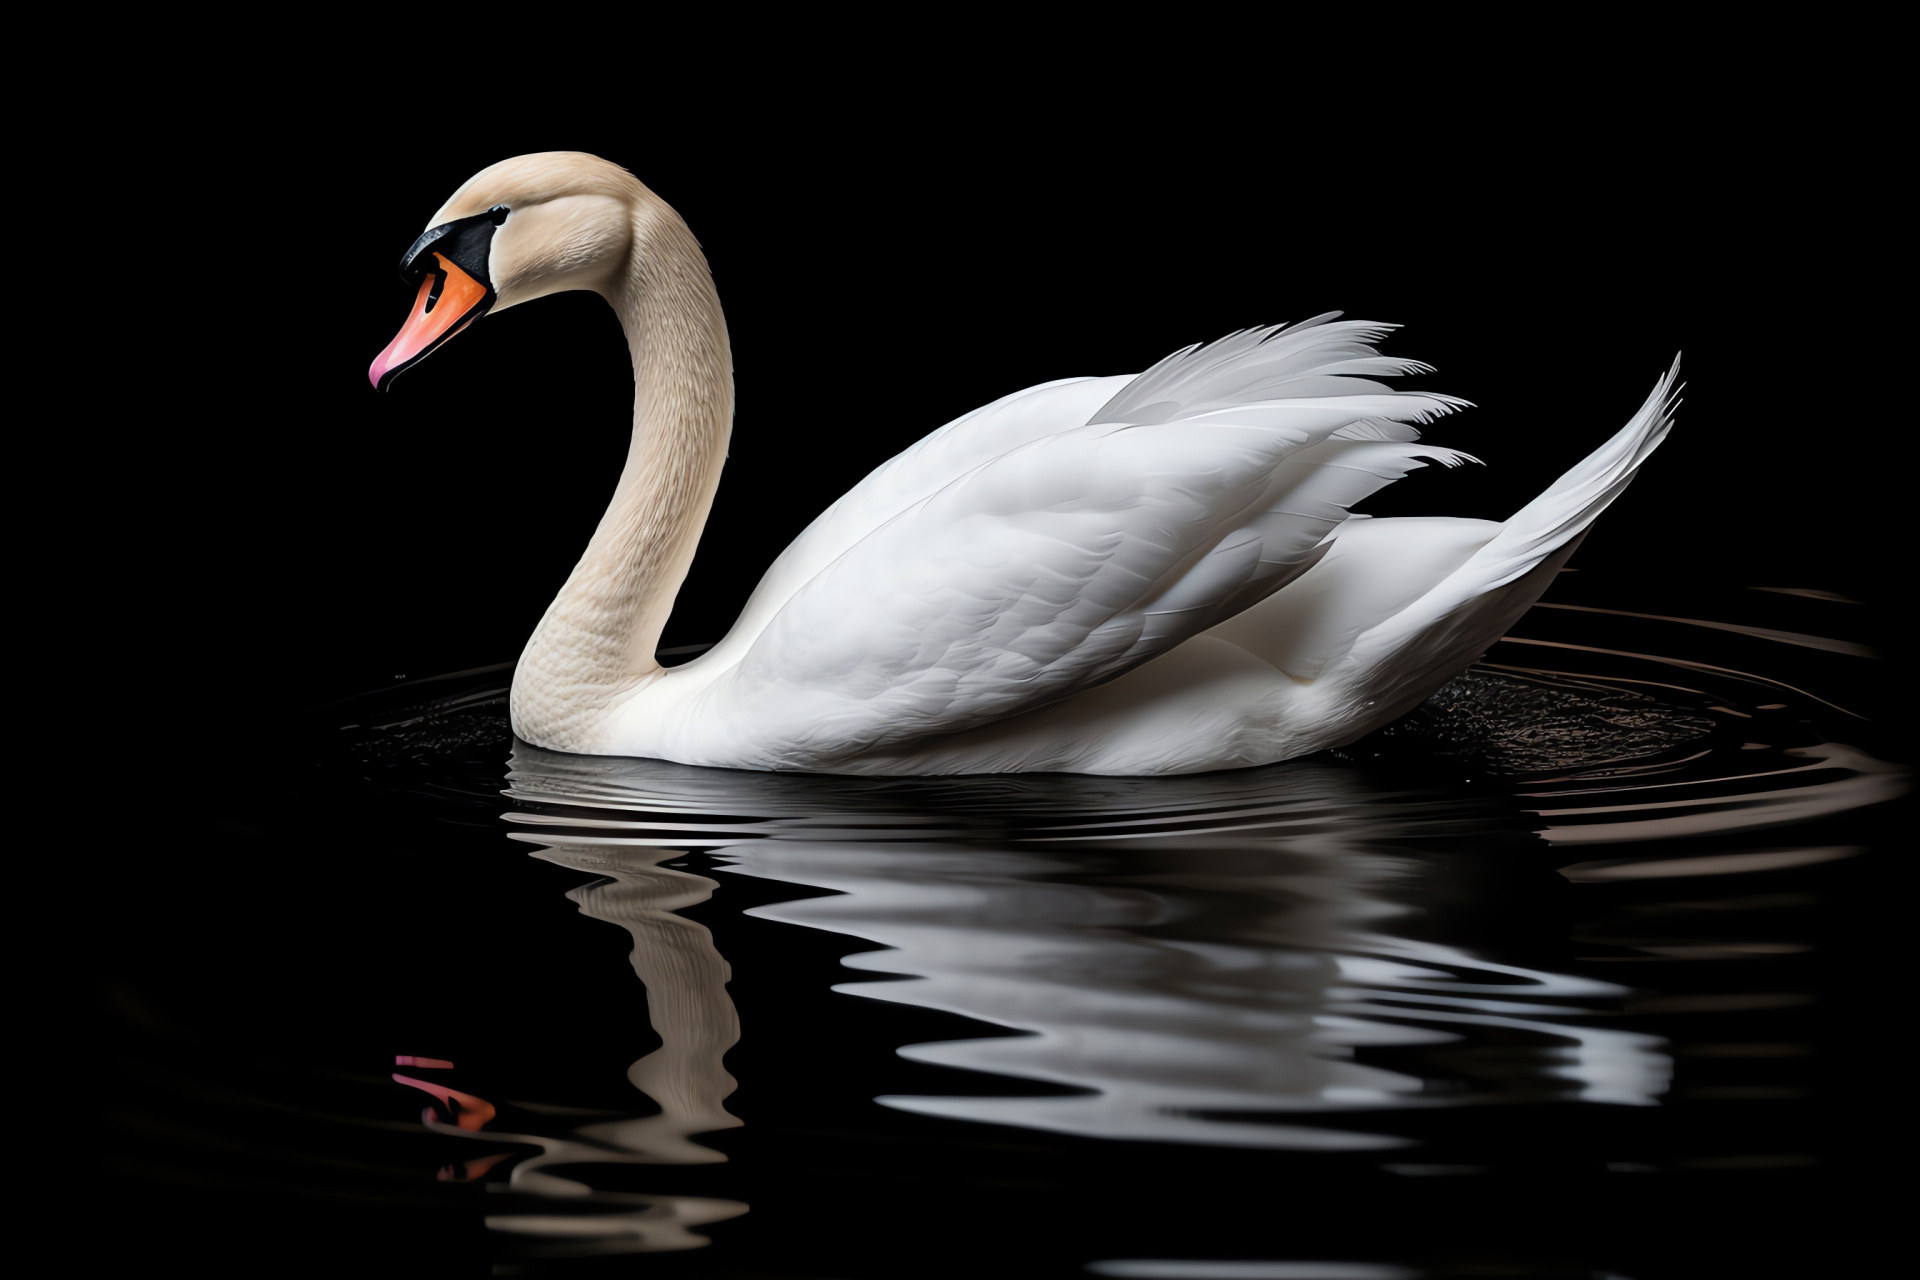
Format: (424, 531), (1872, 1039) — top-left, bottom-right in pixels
(369, 152), (1678, 776)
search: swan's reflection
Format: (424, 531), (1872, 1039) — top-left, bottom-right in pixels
(504, 748), (1671, 1166)
(406, 841), (748, 1257)
(722, 837), (1665, 1148)
(531, 844), (741, 1167)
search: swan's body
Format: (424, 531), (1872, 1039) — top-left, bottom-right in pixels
(372, 152), (1677, 776)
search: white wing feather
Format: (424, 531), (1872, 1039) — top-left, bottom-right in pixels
(696, 376), (1126, 670)
(700, 314), (1457, 671)
(698, 321), (1470, 767)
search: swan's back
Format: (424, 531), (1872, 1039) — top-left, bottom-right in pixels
(615, 314), (1652, 773)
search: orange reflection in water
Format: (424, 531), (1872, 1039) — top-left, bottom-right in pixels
(392, 1059), (497, 1132)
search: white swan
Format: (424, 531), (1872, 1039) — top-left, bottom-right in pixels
(370, 152), (1678, 776)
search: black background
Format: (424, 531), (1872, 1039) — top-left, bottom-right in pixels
(79, 46), (1907, 1278)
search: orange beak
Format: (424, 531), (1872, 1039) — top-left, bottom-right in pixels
(368, 252), (493, 391)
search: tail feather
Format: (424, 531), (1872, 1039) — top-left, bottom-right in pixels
(1384, 356), (1681, 630)
(1275, 358), (1680, 740)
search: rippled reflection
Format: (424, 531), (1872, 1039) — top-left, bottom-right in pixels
(503, 747), (1679, 1159)
(392, 841), (749, 1257)
(327, 588), (1903, 1270)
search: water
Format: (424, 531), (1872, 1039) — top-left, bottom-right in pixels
(98, 578), (1904, 1278)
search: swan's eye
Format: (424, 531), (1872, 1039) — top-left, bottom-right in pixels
(487, 205), (510, 225)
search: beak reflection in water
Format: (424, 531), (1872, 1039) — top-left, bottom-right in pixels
(391, 835), (748, 1257)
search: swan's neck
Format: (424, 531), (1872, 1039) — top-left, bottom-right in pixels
(511, 205), (734, 750)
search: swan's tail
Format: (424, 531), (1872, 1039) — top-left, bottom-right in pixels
(1339, 357), (1682, 720)
(1206, 359), (1681, 739)
(1404, 355), (1680, 618)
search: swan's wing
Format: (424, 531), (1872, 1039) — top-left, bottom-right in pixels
(716, 394), (1469, 768)
(700, 314), (1444, 668)
(699, 376), (1127, 668)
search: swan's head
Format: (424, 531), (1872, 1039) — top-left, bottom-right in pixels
(369, 152), (652, 391)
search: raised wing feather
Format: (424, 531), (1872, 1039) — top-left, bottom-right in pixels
(1091, 314), (1446, 425)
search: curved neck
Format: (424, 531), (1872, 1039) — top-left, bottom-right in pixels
(512, 204), (734, 750)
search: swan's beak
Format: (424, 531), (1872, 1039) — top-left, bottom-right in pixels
(370, 209), (503, 391)
(368, 253), (493, 391)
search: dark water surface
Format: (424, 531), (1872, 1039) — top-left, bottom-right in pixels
(99, 579), (1905, 1278)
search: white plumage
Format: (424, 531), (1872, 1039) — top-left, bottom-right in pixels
(373, 153), (1678, 776)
